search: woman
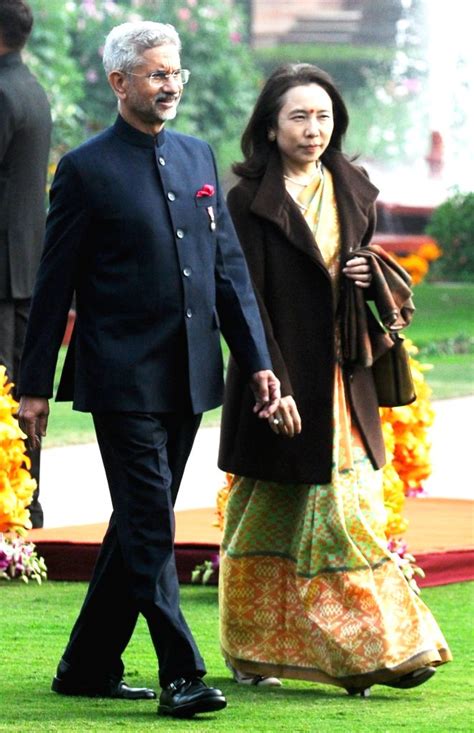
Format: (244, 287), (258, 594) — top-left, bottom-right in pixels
(218, 64), (451, 695)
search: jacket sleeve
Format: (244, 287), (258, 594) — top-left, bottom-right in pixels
(207, 150), (272, 378)
(0, 90), (14, 162)
(17, 155), (91, 397)
(361, 199), (377, 249)
(226, 185), (294, 397)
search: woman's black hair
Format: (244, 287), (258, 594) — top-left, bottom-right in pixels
(233, 63), (349, 179)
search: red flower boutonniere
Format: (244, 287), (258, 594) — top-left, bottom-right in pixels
(196, 184), (215, 198)
(196, 184), (216, 231)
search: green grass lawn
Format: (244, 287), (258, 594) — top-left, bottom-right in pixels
(43, 282), (473, 446)
(402, 282), (473, 400)
(407, 283), (473, 348)
(0, 581), (472, 732)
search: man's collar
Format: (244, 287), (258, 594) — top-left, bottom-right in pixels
(0, 50), (23, 69)
(113, 114), (166, 148)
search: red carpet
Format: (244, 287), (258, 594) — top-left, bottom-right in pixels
(28, 498), (474, 587)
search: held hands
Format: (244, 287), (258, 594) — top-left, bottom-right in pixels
(18, 396), (50, 450)
(268, 395), (302, 438)
(342, 256), (372, 288)
(249, 370), (281, 419)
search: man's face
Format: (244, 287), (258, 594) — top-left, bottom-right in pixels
(118, 43), (184, 133)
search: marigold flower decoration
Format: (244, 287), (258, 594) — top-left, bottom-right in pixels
(392, 240), (442, 285)
(214, 473), (232, 530)
(0, 366), (37, 534)
(380, 340), (435, 526)
(0, 366), (46, 583)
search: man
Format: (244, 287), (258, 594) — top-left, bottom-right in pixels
(0, 0), (51, 528)
(18, 21), (279, 719)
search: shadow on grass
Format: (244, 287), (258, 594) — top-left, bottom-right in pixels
(210, 676), (438, 704)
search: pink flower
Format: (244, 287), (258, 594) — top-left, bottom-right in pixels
(86, 69), (98, 84)
(178, 7), (191, 20)
(196, 184), (215, 198)
(403, 78), (422, 94)
(230, 31), (241, 44)
(0, 547), (11, 572)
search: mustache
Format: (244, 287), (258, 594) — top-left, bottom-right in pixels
(155, 92), (179, 103)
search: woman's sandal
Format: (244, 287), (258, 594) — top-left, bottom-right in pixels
(345, 666), (435, 696)
(380, 666), (436, 689)
(226, 661), (282, 687)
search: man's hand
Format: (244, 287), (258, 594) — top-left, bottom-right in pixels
(249, 370), (280, 419)
(342, 256), (372, 288)
(18, 396), (50, 450)
(268, 395), (302, 438)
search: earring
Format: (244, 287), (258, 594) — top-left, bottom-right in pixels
(268, 130), (276, 141)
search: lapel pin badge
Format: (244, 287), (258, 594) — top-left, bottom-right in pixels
(207, 206), (216, 231)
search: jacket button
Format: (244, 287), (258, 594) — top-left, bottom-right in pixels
(183, 267), (191, 277)
(186, 308), (193, 318)
(176, 229), (184, 239)
(167, 191), (176, 201)
(158, 156), (165, 166)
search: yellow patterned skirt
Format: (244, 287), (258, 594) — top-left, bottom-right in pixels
(219, 376), (451, 689)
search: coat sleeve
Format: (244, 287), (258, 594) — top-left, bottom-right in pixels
(226, 185), (294, 397)
(17, 155), (91, 397)
(0, 90), (14, 162)
(361, 199), (377, 249)
(207, 151), (272, 378)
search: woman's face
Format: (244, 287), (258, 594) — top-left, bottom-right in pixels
(271, 84), (334, 174)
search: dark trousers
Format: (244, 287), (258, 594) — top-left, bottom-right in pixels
(0, 298), (43, 527)
(61, 410), (205, 688)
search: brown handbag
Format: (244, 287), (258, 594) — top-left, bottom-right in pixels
(372, 332), (416, 407)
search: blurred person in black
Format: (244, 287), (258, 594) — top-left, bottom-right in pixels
(0, 0), (52, 527)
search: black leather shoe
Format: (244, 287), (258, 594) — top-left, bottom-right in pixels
(52, 674), (156, 699)
(381, 666), (436, 689)
(158, 677), (227, 718)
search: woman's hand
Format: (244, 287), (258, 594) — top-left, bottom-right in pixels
(268, 395), (302, 438)
(342, 256), (372, 288)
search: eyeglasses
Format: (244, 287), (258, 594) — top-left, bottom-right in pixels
(128, 69), (191, 86)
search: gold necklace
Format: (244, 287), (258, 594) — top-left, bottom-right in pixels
(283, 162), (323, 187)
(284, 175), (310, 186)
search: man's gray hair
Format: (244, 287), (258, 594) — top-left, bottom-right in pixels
(103, 21), (181, 75)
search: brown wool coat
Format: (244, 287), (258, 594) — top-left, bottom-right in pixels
(218, 148), (387, 484)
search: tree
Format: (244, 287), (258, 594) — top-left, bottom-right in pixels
(27, 0), (260, 172)
(153, 0), (260, 170)
(27, 0), (85, 163)
(427, 192), (474, 282)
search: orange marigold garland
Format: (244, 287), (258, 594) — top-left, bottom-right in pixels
(392, 240), (442, 285)
(379, 341), (434, 591)
(380, 339), (435, 507)
(0, 366), (47, 583)
(214, 472), (233, 531)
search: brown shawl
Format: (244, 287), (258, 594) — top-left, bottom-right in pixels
(342, 244), (415, 367)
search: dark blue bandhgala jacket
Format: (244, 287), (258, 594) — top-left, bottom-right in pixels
(18, 116), (271, 413)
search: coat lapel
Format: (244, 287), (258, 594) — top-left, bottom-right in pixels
(249, 148), (379, 271)
(250, 151), (328, 271)
(323, 149), (379, 261)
